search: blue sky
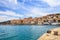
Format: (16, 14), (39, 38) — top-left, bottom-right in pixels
(0, 0), (60, 22)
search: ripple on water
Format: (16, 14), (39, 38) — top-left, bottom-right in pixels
(0, 25), (59, 40)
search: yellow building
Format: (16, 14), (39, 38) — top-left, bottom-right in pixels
(10, 19), (22, 24)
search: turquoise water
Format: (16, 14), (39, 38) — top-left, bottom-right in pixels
(0, 25), (59, 40)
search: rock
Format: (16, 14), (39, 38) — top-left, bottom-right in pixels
(38, 28), (60, 40)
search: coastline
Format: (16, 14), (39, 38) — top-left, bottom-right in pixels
(0, 14), (60, 25)
(38, 27), (60, 40)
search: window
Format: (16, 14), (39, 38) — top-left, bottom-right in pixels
(58, 20), (60, 22)
(53, 19), (56, 22)
(58, 15), (60, 18)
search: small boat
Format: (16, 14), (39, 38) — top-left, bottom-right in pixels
(51, 22), (60, 25)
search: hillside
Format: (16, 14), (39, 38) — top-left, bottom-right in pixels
(0, 14), (60, 25)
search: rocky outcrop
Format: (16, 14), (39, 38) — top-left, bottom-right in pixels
(38, 28), (60, 40)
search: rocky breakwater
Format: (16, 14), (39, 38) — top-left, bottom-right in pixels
(38, 28), (60, 40)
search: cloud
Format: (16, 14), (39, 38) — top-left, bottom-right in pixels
(0, 10), (23, 17)
(42, 0), (60, 7)
(31, 8), (50, 16)
(0, 10), (24, 22)
(0, 0), (18, 10)
(0, 15), (20, 22)
(0, 0), (60, 22)
(23, 7), (50, 17)
(0, 16), (8, 22)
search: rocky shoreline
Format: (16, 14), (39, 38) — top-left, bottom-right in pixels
(38, 27), (60, 40)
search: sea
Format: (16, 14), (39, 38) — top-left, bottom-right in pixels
(0, 25), (59, 40)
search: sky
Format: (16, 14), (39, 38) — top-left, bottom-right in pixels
(0, 0), (60, 22)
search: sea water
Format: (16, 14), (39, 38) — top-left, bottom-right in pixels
(0, 25), (59, 40)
